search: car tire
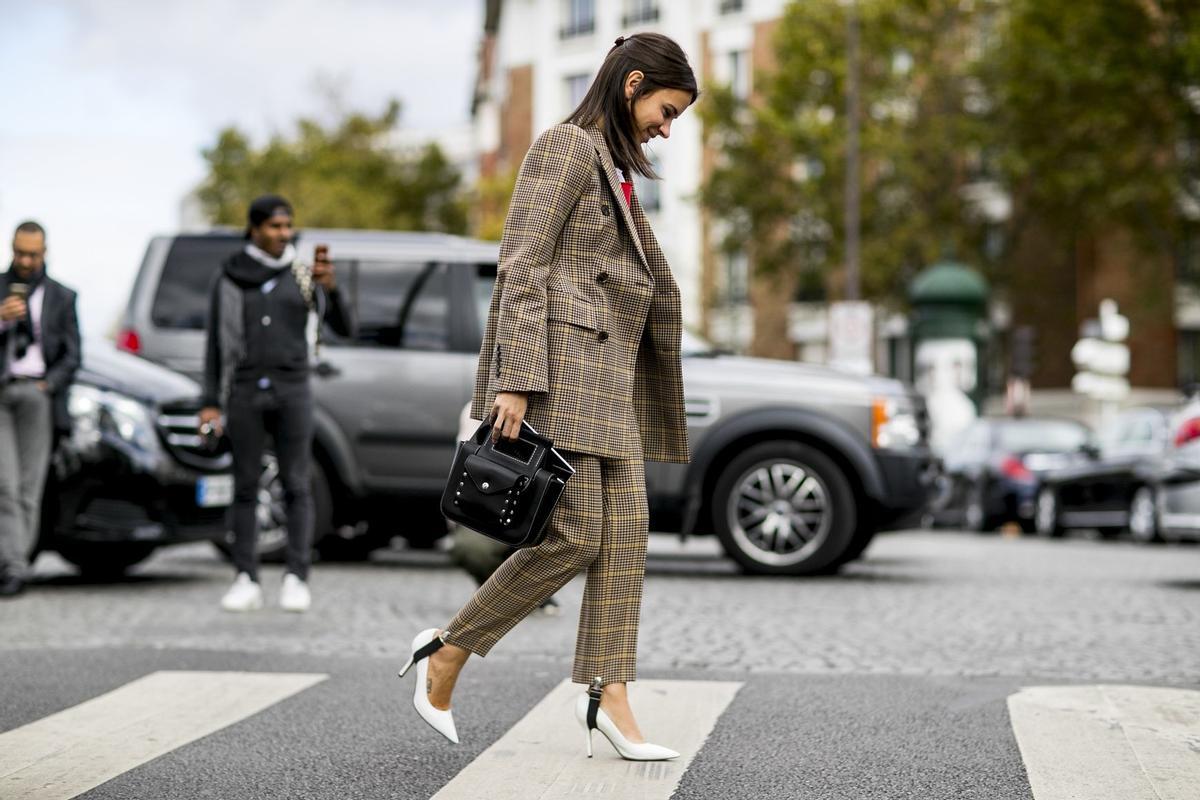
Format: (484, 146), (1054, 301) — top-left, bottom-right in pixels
(1128, 486), (1163, 544)
(712, 441), (856, 576)
(214, 452), (333, 564)
(964, 482), (991, 533)
(56, 542), (158, 578)
(1034, 486), (1063, 538)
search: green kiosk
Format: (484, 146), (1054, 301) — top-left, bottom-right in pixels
(908, 259), (990, 412)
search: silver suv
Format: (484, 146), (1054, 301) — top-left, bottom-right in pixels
(120, 229), (933, 574)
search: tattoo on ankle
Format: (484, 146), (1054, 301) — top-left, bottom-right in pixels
(427, 678), (433, 695)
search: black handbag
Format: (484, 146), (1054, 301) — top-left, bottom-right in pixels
(440, 420), (574, 548)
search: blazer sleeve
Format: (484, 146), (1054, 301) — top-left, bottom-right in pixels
(43, 287), (80, 394)
(201, 276), (222, 409)
(492, 123), (595, 394)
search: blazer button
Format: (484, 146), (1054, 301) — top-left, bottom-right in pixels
(596, 271), (609, 284)
(600, 204), (611, 217)
(598, 330), (609, 343)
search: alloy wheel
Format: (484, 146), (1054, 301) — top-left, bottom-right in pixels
(727, 460), (831, 567)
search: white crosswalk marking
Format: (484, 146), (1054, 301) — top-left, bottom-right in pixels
(431, 679), (742, 800)
(1008, 685), (1200, 800)
(0, 670), (327, 800)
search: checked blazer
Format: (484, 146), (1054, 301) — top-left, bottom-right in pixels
(471, 123), (690, 464)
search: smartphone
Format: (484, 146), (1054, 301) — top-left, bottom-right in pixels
(314, 244), (329, 264)
(7, 282), (28, 299)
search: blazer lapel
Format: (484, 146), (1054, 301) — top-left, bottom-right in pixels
(581, 126), (651, 275)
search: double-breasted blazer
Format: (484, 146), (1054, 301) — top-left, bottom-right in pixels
(471, 123), (689, 464)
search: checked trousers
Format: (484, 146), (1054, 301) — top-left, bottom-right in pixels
(443, 451), (648, 686)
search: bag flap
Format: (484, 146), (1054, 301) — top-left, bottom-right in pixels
(463, 453), (526, 495)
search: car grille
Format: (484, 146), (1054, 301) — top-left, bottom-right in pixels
(157, 401), (232, 470)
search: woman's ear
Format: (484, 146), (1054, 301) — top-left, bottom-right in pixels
(624, 70), (645, 100)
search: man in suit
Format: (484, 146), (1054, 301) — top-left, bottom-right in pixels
(0, 221), (81, 596)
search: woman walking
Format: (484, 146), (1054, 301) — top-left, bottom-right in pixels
(399, 33), (697, 761)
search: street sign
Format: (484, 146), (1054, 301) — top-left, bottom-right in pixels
(1072, 299), (1131, 425)
(828, 301), (874, 375)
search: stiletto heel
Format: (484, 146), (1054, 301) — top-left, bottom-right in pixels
(398, 628), (459, 744)
(574, 678), (679, 761)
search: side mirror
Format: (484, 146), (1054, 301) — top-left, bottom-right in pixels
(1080, 443), (1102, 460)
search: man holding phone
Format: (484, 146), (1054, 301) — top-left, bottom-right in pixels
(199, 195), (353, 612)
(0, 221), (81, 597)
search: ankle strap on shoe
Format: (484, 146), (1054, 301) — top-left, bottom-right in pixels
(413, 634), (445, 664)
(586, 677), (602, 730)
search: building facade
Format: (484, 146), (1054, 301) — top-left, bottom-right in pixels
(472, 0), (788, 335)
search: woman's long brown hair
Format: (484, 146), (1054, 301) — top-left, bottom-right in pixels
(566, 32), (698, 179)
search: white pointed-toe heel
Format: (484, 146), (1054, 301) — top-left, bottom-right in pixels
(575, 679), (679, 761)
(398, 628), (459, 744)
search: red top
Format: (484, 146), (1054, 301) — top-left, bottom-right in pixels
(620, 181), (633, 206)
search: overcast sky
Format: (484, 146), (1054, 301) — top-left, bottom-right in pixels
(0, 0), (482, 335)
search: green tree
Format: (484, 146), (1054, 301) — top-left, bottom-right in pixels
(700, 0), (1002, 305)
(197, 99), (468, 233)
(995, 0), (1200, 256)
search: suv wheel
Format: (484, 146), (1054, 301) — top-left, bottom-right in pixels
(214, 452), (333, 563)
(1128, 486), (1162, 544)
(712, 442), (855, 575)
(1034, 486), (1063, 538)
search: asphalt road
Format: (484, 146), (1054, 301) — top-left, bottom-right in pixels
(1, 530), (1198, 799)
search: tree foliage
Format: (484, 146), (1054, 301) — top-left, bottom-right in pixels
(995, 0), (1200, 252)
(701, 0), (1200, 301)
(701, 0), (1002, 302)
(197, 99), (468, 234)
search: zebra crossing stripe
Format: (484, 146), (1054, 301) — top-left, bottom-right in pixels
(1008, 685), (1200, 800)
(431, 679), (742, 800)
(0, 670), (327, 800)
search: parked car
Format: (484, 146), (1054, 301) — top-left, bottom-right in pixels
(119, 229), (935, 575)
(931, 416), (1091, 532)
(1139, 399), (1200, 543)
(38, 342), (232, 576)
(1034, 406), (1172, 541)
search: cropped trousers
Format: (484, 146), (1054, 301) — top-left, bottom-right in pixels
(443, 451), (648, 686)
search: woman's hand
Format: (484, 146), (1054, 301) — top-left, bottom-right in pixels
(491, 391), (529, 442)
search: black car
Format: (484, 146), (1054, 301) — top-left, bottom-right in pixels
(932, 416), (1091, 532)
(37, 343), (232, 576)
(1034, 406), (1172, 541)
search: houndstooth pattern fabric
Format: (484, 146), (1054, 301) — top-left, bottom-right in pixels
(442, 451), (649, 685)
(471, 123), (689, 464)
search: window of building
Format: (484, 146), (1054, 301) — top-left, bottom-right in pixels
(565, 73), (591, 110)
(726, 250), (749, 303)
(719, 0), (744, 14)
(633, 155), (662, 212)
(622, 0), (659, 26)
(561, 0), (595, 39)
(728, 49), (750, 101)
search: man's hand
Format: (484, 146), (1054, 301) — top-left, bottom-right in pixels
(312, 248), (336, 291)
(198, 406), (223, 437)
(491, 391), (529, 442)
(0, 296), (27, 322)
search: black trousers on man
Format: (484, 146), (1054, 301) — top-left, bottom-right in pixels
(227, 378), (314, 581)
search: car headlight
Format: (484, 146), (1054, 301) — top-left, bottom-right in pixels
(872, 395), (922, 450)
(68, 384), (160, 453)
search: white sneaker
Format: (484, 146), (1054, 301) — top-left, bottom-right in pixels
(221, 573), (263, 612)
(279, 573), (311, 613)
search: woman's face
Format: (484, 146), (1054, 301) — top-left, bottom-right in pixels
(627, 86), (693, 144)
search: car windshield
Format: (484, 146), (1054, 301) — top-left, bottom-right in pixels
(996, 421), (1089, 453)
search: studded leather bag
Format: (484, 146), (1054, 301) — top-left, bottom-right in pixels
(440, 420), (574, 548)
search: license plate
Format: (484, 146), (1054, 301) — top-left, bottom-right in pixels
(196, 475), (234, 508)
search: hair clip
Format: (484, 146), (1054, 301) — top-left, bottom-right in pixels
(614, 36), (626, 46)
